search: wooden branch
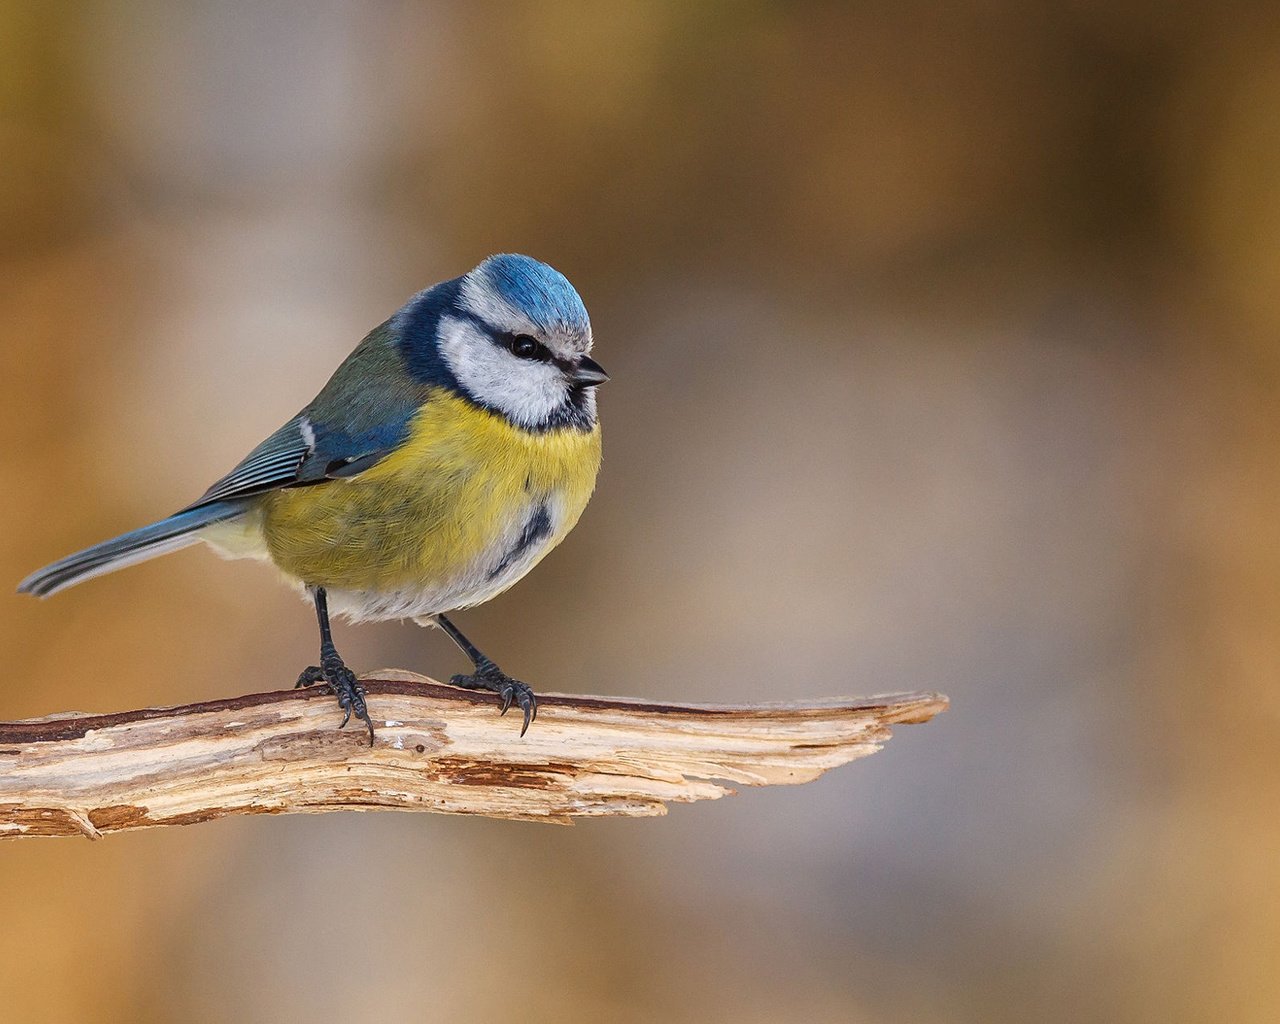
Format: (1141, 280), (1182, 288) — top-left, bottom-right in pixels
(0, 671), (947, 839)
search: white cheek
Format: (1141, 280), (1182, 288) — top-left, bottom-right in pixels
(438, 317), (567, 428)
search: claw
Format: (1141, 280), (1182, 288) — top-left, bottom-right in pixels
(349, 695), (375, 747)
(297, 657), (374, 744)
(446, 668), (539, 737)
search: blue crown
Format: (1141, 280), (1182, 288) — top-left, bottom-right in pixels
(477, 254), (590, 337)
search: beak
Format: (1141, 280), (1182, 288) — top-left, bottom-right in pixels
(571, 356), (610, 387)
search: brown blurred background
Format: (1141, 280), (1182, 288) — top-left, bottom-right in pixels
(3, 1), (1279, 1021)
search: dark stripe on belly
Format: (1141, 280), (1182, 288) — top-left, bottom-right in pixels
(489, 504), (552, 580)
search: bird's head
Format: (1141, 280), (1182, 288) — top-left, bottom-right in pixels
(398, 254), (606, 432)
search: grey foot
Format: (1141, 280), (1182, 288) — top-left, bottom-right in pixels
(449, 664), (537, 737)
(296, 655), (374, 745)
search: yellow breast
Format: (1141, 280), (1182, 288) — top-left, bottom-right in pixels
(259, 390), (601, 597)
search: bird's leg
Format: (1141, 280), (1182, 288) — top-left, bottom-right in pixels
(296, 586), (374, 744)
(433, 613), (537, 737)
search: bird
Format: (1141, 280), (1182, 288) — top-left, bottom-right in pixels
(18, 254), (607, 743)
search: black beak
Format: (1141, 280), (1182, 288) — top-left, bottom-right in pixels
(571, 356), (610, 387)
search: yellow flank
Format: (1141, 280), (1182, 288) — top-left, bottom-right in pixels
(260, 390), (602, 592)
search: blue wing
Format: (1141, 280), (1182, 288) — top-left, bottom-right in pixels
(186, 411), (414, 510)
(186, 322), (425, 510)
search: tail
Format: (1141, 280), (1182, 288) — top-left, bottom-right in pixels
(17, 500), (249, 598)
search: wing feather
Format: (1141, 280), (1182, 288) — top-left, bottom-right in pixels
(184, 322), (423, 511)
(189, 416), (313, 507)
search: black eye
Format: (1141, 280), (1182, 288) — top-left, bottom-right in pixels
(507, 334), (542, 359)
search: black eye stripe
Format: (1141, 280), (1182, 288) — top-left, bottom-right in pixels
(451, 311), (563, 366)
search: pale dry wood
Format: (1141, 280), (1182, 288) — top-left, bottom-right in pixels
(0, 671), (947, 839)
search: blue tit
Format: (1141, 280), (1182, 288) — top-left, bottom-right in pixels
(19, 254), (608, 742)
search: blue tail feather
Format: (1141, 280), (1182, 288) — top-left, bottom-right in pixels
(17, 500), (248, 598)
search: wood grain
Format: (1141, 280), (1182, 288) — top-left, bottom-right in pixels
(0, 671), (947, 838)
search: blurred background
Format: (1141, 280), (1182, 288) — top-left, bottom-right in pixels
(2, 1), (1279, 1021)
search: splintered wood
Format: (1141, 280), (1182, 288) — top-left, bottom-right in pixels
(0, 671), (947, 838)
